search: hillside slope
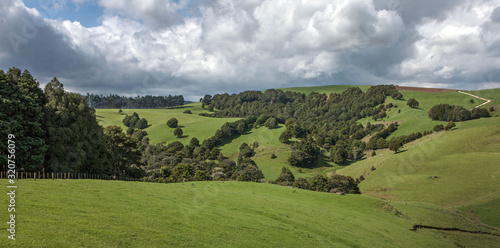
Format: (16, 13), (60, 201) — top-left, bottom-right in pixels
(2, 180), (499, 247)
(96, 103), (240, 144)
(337, 117), (500, 227)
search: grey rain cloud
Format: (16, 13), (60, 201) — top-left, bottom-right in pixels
(1, 0), (499, 101)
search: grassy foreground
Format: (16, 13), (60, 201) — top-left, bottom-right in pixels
(2, 179), (499, 247)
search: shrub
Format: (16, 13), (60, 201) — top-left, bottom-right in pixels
(270, 154), (277, 159)
(327, 174), (361, 194)
(407, 98), (419, 108)
(444, 121), (456, 131)
(183, 110), (192, 114)
(490, 106), (495, 112)
(275, 167), (295, 186)
(433, 124), (444, 132)
(471, 108), (490, 119)
(135, 118), (148, 129)
(123, 115), (131, 127)
(167, 118), (178, 128)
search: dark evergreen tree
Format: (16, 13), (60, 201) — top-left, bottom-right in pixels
(275, 167), (295, 185)
(103, 126), (141, 177)
(44, 78), (112, 173)
(0, 68), (47, 172)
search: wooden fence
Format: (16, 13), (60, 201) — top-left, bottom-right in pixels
(0, 171), (141, 181)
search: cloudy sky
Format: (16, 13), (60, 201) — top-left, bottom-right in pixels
(1, 0), (500, 100)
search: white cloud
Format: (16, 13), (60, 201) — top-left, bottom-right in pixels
(1, 0), (500, 100)
(399, 0), (500, 87)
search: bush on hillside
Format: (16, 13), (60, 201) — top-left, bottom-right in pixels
(167, 118), (178, 128)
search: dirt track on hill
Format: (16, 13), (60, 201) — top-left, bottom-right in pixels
(458, 91), (492, 109)
(395, 86), (458, 93)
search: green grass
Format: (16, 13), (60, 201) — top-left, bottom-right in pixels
(355, 90), (486, 138)
(218, 125), (293, 180)
(2, 179), (499, 247)
(337, 120), (500, 226)
(96, 103), (241, 145)
(218, 125), (329, 180)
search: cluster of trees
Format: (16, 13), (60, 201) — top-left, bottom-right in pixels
(141, 139), (264, 183)
(201, 85), (404, 167)
(270, 167), (360, 194)
(428, 104), (490, 121)
(292, 173), (360, 194)
(0, 68), (141, 177)
(122, 113), (150, 150)
(85, 93), (184, 109)
(123, 112), (149, 129)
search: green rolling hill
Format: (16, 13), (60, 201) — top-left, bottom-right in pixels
(86, 85), (500, 246)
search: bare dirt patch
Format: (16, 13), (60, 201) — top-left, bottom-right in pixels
(395, 86), (458, 93)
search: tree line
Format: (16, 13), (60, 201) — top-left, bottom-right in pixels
(85, 93), (185, 109)
(0, 68), (140, 177)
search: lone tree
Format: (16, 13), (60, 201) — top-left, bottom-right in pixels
(407, 98), (419, 108)
(444, 121), (456, 131)
(388, 139), (403, 153)
(167, 118), (178, 128)
(174, 127), (183, 138)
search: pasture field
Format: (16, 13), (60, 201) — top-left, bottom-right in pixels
(337, 118), (500, 227)
(2, 179), (499, 247)
(96, 102), (241, 145)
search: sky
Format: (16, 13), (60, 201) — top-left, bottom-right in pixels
(1, 0), (500, 101)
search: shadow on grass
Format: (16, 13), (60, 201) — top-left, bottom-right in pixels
(177, 135), (189, 139)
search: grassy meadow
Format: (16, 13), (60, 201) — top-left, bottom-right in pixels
(2, 179), (499, 247)
(96, 102), (240, 145)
